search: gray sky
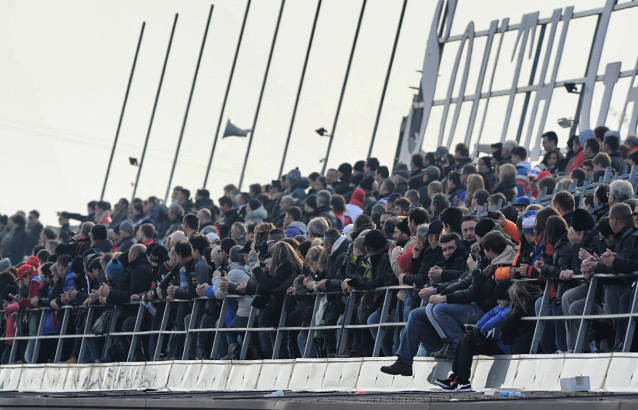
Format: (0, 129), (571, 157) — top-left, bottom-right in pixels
(0, 0), (634, 225)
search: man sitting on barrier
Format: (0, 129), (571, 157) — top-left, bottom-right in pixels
(381, 229), (513, 375)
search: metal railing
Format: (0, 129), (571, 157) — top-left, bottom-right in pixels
(1, 272), (637, 363)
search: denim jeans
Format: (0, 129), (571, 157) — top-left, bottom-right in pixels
(535, 296), (568, 353)
(605, 283), (632, 347)
(431, 302), (484, 348)
(297, 330), (320, 358)
(227, 315), (249, 345)
(368, 308), (396, 356)
(351, 305), (374, 356)
(396, 307), (445, 365)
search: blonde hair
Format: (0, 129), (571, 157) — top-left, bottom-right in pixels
(269, 241), (303, 276)
(556, 178), (573, 192)
(254, 222), (276, 244)
(508, 281), (543, 313)
(305, 245), (323, 265)
(465, 174), (485, 208)
(499, 164), (516, 180)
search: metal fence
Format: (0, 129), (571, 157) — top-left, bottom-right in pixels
(1, 272), (637, 363)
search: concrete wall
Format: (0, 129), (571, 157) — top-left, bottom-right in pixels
(1, 353), (637, 393)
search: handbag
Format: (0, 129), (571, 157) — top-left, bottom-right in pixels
(92, 309), (113, 335)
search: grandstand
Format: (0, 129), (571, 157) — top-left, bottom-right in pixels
(4, 0), (638, 407)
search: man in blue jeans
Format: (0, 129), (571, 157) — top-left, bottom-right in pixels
(381, 230), (513, 376)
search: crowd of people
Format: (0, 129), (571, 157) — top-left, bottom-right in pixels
(2, 125), (638, 392)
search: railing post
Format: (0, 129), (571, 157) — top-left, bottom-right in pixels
(372, 288), (393, 357)
(529, 279), (552, 353)
(127, 303), (146, 362)
(574, 276), (598, 353)
(239, 306), (258, 360)
(211, 297), (230, 360)
(303, 294), (323, 358)
(271, 297), (289, 359)
(78, 305), (94, 364)
(183, 299), (201, 360)
(32, 308), (48, 363)
(337, 291), (357, 356)
(153, 301), (172, 361)
(54, 307), (72, 363)
(622, 279), (638, 352)
(103, 306), (119, 359)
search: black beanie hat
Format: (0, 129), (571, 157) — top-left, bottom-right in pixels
(150, 245), (169, 264)
(359, 176), (375, 191)
(571, 208), (596, 232)
(494, 279), (512, 301)
(364, 230), (388, 249)
(90, 224), (107, 240)
(475, 218), (496, 238)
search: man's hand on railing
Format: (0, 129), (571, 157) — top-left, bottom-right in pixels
(50, 299), (60, 310)
(533, 260), (545, 271)
(99, 284), (111, 298)
(99, 296), (107, 304)
(144, 290), (156, 302)
(219, 277), (230, 292)
(235, 281), (247, 293)
(559, 269), (574, 280)
(68, 288), (78, 301)
(341, 278), (353, 292)
(130, 294), (140, 302)
(286, 286), (295, 296)
(196, 283), (208, 297)
(89, 290), (99, 303)
(418, 287), (434, 299)
(398, 273), (407, 285)
(167, 285), (177, 299)
(315, 279), (327, 291)
(31, 296), (39, 307)
(303, 276), (315, 291)
(601, 250), (616, 267)
(581, 256), (598, 275)
(82, 298), (91, 309)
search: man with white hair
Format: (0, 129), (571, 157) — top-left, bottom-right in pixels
(609, 179), (634, 206)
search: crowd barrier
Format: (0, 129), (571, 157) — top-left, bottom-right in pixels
(2, 272), (638, 364)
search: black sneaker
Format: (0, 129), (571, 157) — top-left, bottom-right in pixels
(433, 373), (456, 388)
(443, 379), (472, 392)
(380, 359), (413, 376)
(433, 343), (456, 360)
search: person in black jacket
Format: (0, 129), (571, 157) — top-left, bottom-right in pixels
(249, 241), (302, 358)
(4, 214), (29, 264)
(99, 244), (153, 362)
(342, 230), (397, 357)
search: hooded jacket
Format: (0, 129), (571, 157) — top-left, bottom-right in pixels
(444, 245), (516, 314)
(209, 262), (253, 317)
(244, 206), (268, 224)
(285, 221), (307, 237)
(493, 178), (517, 202)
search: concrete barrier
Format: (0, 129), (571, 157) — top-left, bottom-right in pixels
(4, 353), (638, 393)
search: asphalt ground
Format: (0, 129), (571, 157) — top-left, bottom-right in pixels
(0, 390), (637, 409)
